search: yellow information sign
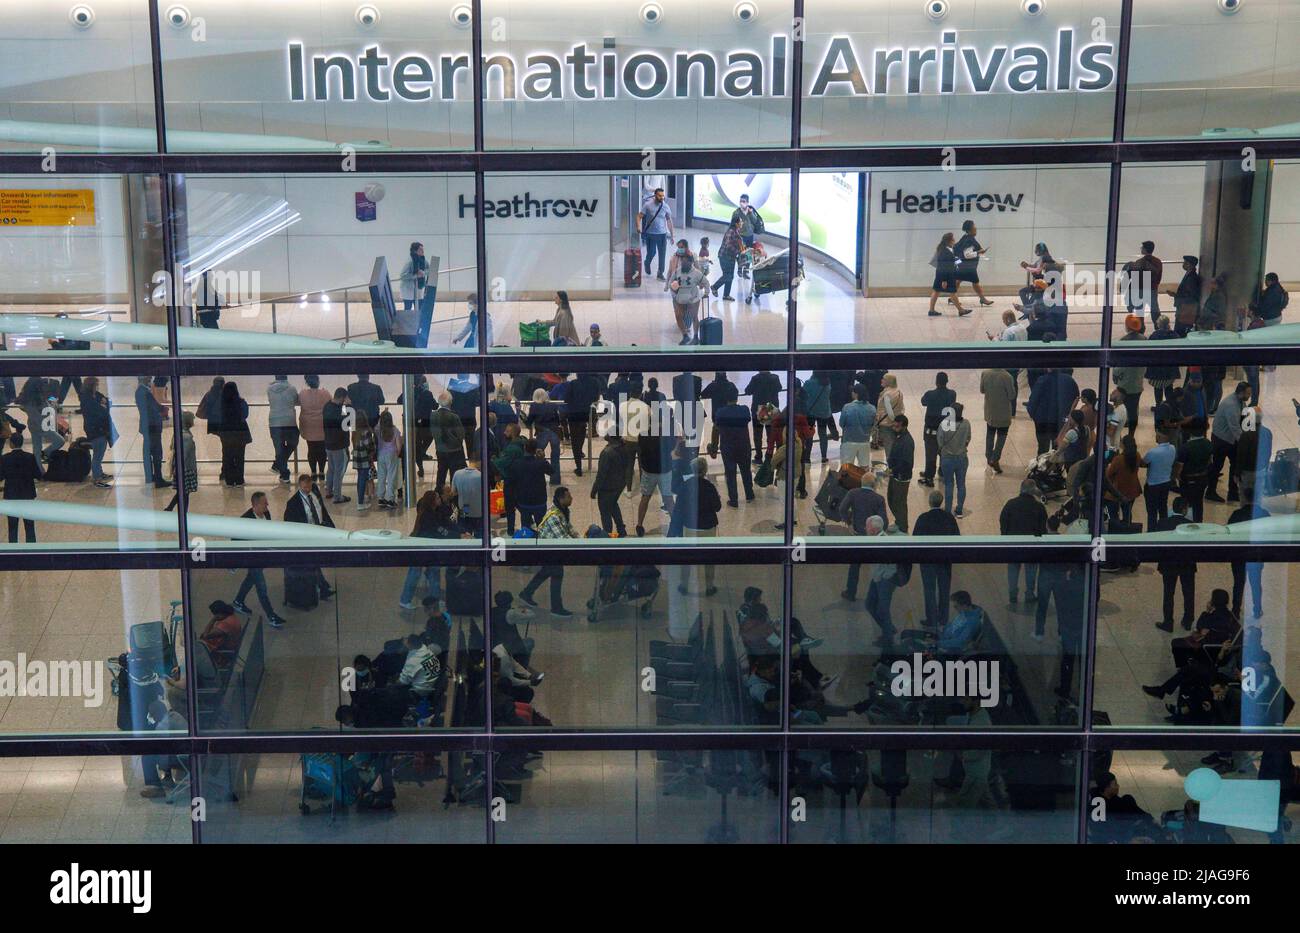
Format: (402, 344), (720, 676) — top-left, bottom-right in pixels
(0, 189), (96, 227)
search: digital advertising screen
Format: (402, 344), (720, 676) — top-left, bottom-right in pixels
(692, 171), (860, 274)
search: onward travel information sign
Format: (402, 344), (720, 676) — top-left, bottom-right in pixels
(287, 28), (1115, 103)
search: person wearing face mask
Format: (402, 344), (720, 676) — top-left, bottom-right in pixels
(664, 238), (694, 286)
(669, 250), (708, 345)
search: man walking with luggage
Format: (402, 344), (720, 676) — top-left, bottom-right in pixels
(232, 491), (288, 628)
(637, 187), (674, 281)
(283, 473), (337, 604)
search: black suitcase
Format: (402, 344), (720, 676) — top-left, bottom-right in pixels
(284, 566), (319, 611)
(698, 316), (723, 346)
(752, 254), (805, 295)
(814, 468), (850, 520)
(446, 567), (484, 616)
(1102, 518), (1141, 572)
(44, 442), (91, 482)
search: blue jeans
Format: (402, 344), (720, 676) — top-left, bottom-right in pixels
(865, 577), (898, 636)
(356, 465), (371, 505)
(643, 233), (668, 276)
(535, 428), (561, 482)
(235, 568), (274, 617)
(401, 566), (442, 606)
(940, 454), (968, 513)
(88, 435), (108, 479)
(920, 564), (952, 627)
(1007, 562), (1038, 601)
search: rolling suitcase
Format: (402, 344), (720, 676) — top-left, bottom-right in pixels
(623, 247), (642, 288)
(698, 315), (723, 346)
(284, 566), (319, 611)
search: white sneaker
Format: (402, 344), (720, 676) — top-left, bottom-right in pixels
(399, 601), (417, 611)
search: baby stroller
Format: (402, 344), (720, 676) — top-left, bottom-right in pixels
(585, 566), (661, 622)
(1026, 450), (1067, 499)
(586, 528), (661, 622)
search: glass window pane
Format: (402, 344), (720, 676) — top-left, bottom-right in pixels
(1094, 559), (1294, 729)
(801, 1), (1121, 147)
(790, 745), (1082, 843)
(0, 755), (192, 843)
(494, 748), (780, 843)
(179, 369), (483, 547)
(170, 173), (477, 356)
(1116, 159), (1297, 346)
(158, 2), (473, 152)
(481, 0), (794, 151)
(0, 569), (183, 736)
(1089, 749), (1296, 844)
(0, 4), (157, 153)
(1126, 1), (1300, 142)
(0, 175), (167, 357)
(0, 377), (183, 545)
(493, 368), (786, 542)
(487, 171), (791, 353)
(794, 367), (1102, 541)
(793, 562), (1089, 728)
(491, 562), (782, 729)
(188, 563), (486, 733)
(798, 165), (1109, 350)
(196, 751), (486, 842)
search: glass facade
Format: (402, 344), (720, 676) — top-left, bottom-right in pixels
(1, 0), (1299, 846)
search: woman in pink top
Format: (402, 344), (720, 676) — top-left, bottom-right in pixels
(297, 374), (332, 482)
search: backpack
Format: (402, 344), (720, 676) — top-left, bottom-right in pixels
(751, 209), (766, 234)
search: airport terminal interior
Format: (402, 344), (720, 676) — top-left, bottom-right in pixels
(3, 0), (1300, 844)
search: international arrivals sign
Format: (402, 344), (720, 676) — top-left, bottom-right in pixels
(288, 28), (1115, 103)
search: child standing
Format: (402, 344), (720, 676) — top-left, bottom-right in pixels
(352, 411), (377, 511)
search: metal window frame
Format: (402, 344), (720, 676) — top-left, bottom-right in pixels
(6, 0), (1300, 842)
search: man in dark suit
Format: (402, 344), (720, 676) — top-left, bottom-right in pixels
(231, 491), (287, 628)
(1, 433), (40, 543)
(134, 375), (170, 489)
(284, 473), (335, 528)
(1155, 496), (1195, 632)
(282, 474), (336, 601)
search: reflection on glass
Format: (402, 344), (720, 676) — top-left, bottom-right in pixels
(792, 563), (1087, 730)
(1089, 749), (1298, 844)
(1095, 563), (1294, 730)
(0, 175), (166, 356)
(170, 175), (477, 354)
(176, 371), (481, 548)
(0, 569), (183, 737)
(790, 747), (1080, 844)
(0, 755), (191, 844)
(197, 752), (486, 843)
(189, 565), (486, 733)
(495, 749), (779, 843)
